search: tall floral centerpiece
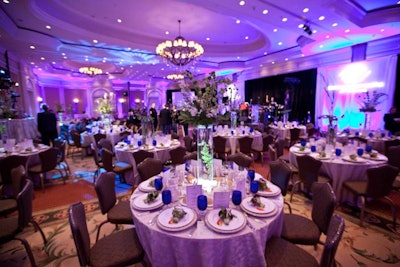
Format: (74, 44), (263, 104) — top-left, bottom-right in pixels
(96, 92), (115, 128)
(179, 71), (231, 184)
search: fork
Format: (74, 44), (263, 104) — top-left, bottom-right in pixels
(148, 210), (162, 225)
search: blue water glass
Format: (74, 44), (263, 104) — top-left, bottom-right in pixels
(232, 190), (242, 207)
(88, 129), (92, 134)
(357, 148), (364, 156)
(125, 139), (131, 145)
(231, 130), (234, 135)
(197, 195), (208, 212)
(242, 130), (245, 135)
(300, 140), (306, 147)
(162, 190), (172, 207)
(152, 139), (157, 146)
(355, 132), (359, 137)
(368, 132), (373, 138)
(250, 128), (254, 133)
(366, 145), (372, 153)
(250, 180), (259, 194)
(388, 132), (393, 138)
(247, 170), (255, 181)
(335, 148), (342, 157)
(381, 133), (385, 138)
(137, 140), (142, 147)
(311, 145), (316, 152)
(154, 178), (163, 191)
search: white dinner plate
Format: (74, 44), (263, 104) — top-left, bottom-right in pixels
(138, 176), (162, 192)
(205, 209), (246, 234)
(131, 193), (163, 211)
(293, 147), (311, 154)
(310, 152), (331, 160)
(341, 155), (367, 163)
(240, 197), (276, 215)
(254, 177), (281, 197)
(362, 153), (387, 161)
(157, 206), (197, 232)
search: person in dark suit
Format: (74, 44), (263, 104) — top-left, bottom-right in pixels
(37, 104), (58, 146)
(149, 103), (158, 132)
(384, 106), (400, 134)
(159, 104), (171, 134)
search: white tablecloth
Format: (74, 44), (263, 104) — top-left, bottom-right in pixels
(0, 118), (40, 143)
(214, 132), (263, 155)
(269, 125), (306, 140)
(288, 145), (387, 202)
(130, 188), (283, 267)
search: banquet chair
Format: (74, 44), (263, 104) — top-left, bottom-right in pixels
(0, 165), (25, 217)
(286, 127), (301, 147)
(169, 146), (187, 166)
(137, 158), (163, 182)
(132, 149), (154, 167)
(265, 214), (345, 267)
(268, 144), (277, 161)
(274, 139), (298, 185)
(93, 133), (107, 147)
(0, 180), (47, 267)
(101, 148), (132, 184)
(213, 136), (231, 160)
(183, 135), (196, 152)
(281, 182), (336, 247)
(252, 134), (274, 165)
(227, 152), (253, 169)
(0, 155), (28, 199)
(269, 160), (292, 214)
(386, 145), (400, 189)
(91, 143), (104, 183)
(290, 155), (331, 202)
(98, 138), (113, 154)
(71, 131), (90, 159)
(341, 164), (398, 228)
(28, 147), (65, 191)
(238, 136), (254, 158)
(94, 172), (134, 241)
(53, 138), (71, 178)
(69, 202), (145, 267)
(384, 139), (400, 156)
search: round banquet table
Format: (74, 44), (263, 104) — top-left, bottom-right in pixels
(130, 177), (284, 267)
(214, 132), (263, 155)
(115, 141), (181, 185)
(0, 118), (40, 143)
(288, 145), (387, 203)
(269, 124), (306, 140)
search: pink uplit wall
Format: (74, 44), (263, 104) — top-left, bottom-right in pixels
(64, 89), (87, 114)
(315, 55), (397, 131)
(43, 86), (60, 111)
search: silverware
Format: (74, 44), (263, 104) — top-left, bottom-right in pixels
(148, 210), (162, 225)
(243, 212), (256, 231)
(187, 226), (197, 237)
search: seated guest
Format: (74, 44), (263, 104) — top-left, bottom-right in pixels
(384, 106), (400, 134)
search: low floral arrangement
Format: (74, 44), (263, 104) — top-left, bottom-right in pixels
(359, 90), (387, 112)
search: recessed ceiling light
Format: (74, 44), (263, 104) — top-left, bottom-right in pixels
(332, 23), (338, 27)
(85, 58), (88, 61)
(319, 45), (324, 48)
(63, 56), (67, 59)
(236, 19), (241, 24)
(272, 62), (275, 64)
(273, 29), (278, 32)
(345, 29), (350, 33)
(40, 57), (45, 60)
(312, 30), (317, 34)
(245, 36), (249, 40)
(45, 25), (51, 30)
(278, 42), (283, 45)
(30, 45), (35, 49)
(165, 31), (169, 35)
(301, 54), (305, 57)
(117, 18), (122, 23)
(262, 9), (269, 14)
(264, 52), (268, 55)
(239, 1), (245, 6)
(285, 58), (288, 61)
(3, 0), (10, 4)
(30, 62), (35, 65)
(380, 29), (385, 32)
(326, 35), (330, 39)
(93, 39), (98, 43)
(303, 8), (309, 13)
(206, 37), (210, 41)
(298, 24), (304, 29)
(319, 16), (325, 21)
(62, 53), (66, 56)
(282, 17), (288, 22)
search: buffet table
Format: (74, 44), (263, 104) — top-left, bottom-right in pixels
(0, 118), (40, 143)
(130, 173), (284, 267)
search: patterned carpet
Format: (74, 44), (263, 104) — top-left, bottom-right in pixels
(0, 154), (400, 266)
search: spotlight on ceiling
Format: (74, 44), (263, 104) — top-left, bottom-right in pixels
(302, 23), (313, 35)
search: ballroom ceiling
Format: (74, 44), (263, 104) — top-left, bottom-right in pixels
(0, 0), (399, 85)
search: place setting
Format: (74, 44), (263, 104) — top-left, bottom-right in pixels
(240, 181), (278, 218)
(252, 172), (281, 197)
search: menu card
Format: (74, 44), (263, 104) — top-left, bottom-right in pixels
(186, 185), (202, 209)
(213, 191), (230, 209)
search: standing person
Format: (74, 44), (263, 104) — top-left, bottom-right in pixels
(37, 103), (58, 146)
(159, 104), (170, 134)
(384, 106), (400, 134)
(149, 103), (158, 133)
(171, 105), (180, 134)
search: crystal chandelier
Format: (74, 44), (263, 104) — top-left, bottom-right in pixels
(167, 73), (184, 80)
(156, 20), (204, 66)
(79, 66), (103, 76)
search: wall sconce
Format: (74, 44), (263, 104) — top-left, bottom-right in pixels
(135, 98), (141, 103)
(119, 98), (126, 103)
(73, 98), (80, 103)
(37, 96), (43, 102)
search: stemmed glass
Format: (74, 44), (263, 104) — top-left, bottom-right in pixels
(197, 195), (208, 221)
(154, 177), (163, 191)
(250, 180), (259, 195)
(335, 148), (342, 159)
(153, 139), (157, 146)
(137, 140), (142, 147)
(247, 170), (255, 182)
(311, 145), (316, 153)
(357, 148), (364, 157)
(162, 189), (172, 208)
(231, 190), (242, 210)
(365, 145), (372, 153)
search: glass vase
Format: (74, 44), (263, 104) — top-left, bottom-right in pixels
(230, 111), (237, 129)
(326, 124), (336, 146)
(196, 125), (214, 181)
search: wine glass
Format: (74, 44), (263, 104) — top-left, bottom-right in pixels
(154, 177), (163, 191)
(137, 140), (142, 147)
(247, 170), (255, 182)
(152, 139), (157, 146)
(335, 148), (342, 159)
(250, 180), (259, 195)
(231, 190), (242, 209)
(311, 145), (316, 153)
(365, 145), (372, 153)
(197, 195), (208, 220)
(300, 140), (307, 147)
(357, 148), (364, 157)
(162, 190), (172, 208)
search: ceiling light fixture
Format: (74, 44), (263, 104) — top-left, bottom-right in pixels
(79, 66), (103, 76)
(156, 20), (204, 66)
(167, 73), (184, 80)
(302, 22), (313, 35)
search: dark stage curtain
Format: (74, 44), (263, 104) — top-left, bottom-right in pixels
(245, 69), (317, 123)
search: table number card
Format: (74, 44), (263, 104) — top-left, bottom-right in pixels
(186, 185), (202, 209)
(213, 191), (230, 209)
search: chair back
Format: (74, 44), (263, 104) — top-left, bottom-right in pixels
(71, 131), (82, 148)
(289, 128), (301, 142)
(297, 155), (322, 188)
(366, 165), (398, 198)
(98, 138), (113, 152)
(387, 145), (400, 169)
(227, 152), (253, 168)
(137, 158), (163, 182)
(262, 134), (274, 151)
(274, 139), (285, 158)
(384, 139), (400, 156)
(133, 150), (154, 166)
(39, 147), (60, 172)
(319, 214), (345, 267)
(16, 179), (34, 230)
(238, 136), (253, 155)
(101, 148), (114, 172)
(0, 155), (28, 185)
(269, 160), (292, 196)
(183, 136), (194, 152)
(268, 144), (277, 161)
(95, 172), (117, 215)
(69, 202), (91, 267)
(311, 182), (336, 234)
(213, 136), (227, 154)
(183, 151), (197, 161)
(94, 133), (107, 147)
(11, 165), (26, 199)
(169, 146), (187, 165)
(91, 143), (101, 167)
(54, 139), (67, 162)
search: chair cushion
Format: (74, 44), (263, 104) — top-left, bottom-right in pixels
(0, 217), (19, 240)
(0, 199), (17, 216)
(343, 180), (367, 195)
(265, 236), (319, 267)
(114, 162), (132, 173)
(90, 228), (143, 267)
(28, 164), (43, 174)
(107, 201), (134, 224)
(281, 214), (321, 245)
